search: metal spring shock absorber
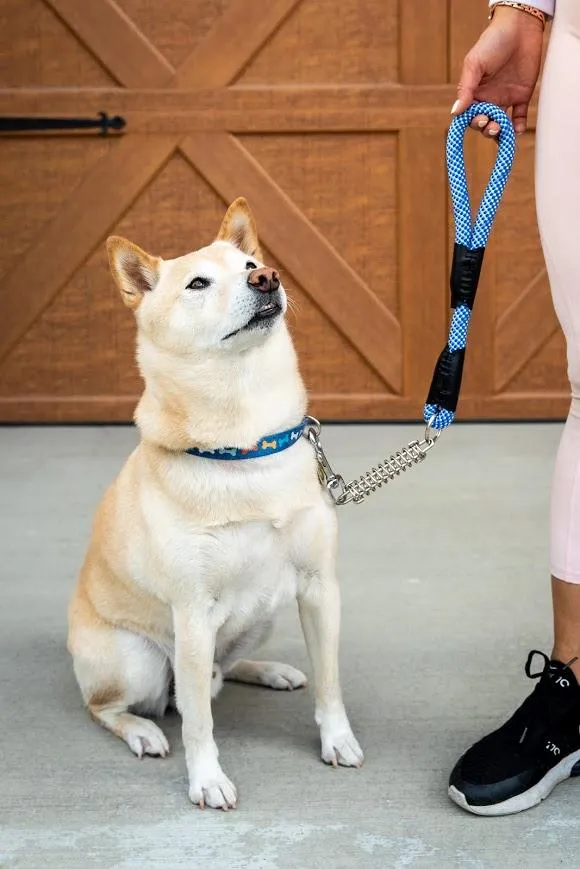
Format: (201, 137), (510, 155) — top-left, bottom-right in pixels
(345, 439), (433, 503)
(304, 417), (440, 507)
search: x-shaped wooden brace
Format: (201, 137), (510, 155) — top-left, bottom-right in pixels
(1, 0), (402, 390)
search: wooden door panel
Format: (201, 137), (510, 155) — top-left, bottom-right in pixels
(182, 132), (402, 389)
(111, 151), (230, 261)
(45, 0), (175, 88)
(261, 249), (391, 397)
(0, 155), (227, 403)
(238, 133), (398, 315)
(0, 0), (567, 421)
(0, 138), (112, 276)
(237, 0), (398, 85)
(508, 333), (568, 393)
(0, 135), (177, 366)
(285, 286), (391, 395)
(0, 245), (131, 397)
(114, 0), (229, 68)
(449, 0), (489, 79)
(1, 0), (116, 87)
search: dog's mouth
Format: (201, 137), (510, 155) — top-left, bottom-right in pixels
(248, 301), (282, 325)
(223, 301), (283, 341)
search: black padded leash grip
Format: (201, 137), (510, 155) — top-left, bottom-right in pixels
(426, 347), (465, 414)
(450, 244), (485, 310)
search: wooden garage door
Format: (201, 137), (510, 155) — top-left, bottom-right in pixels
(0, 0), (569, 422)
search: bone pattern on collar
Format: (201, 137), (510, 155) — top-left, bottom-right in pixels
(184, 419), (307, 461)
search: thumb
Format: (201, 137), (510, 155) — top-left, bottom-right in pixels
(452, 56), (482, 115)
(512, 101), (529, 135)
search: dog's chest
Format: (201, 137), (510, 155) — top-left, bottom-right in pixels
(133, 446), (332, 622)
(206, 517), (301, 616)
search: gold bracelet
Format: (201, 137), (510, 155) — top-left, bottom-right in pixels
(489, 2), (547, 28)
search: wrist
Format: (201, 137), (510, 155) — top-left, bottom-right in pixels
(490, 4), (546, 30)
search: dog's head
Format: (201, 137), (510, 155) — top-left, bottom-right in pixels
(106, 198), (286, 356)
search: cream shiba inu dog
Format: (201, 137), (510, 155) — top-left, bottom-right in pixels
(68, 198), (363, 810)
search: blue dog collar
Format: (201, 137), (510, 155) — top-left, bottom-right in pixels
(185, 419), (307, 461)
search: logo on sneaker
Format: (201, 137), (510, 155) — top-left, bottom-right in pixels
(555, 676), (570, 688)
(546, 741), (561, 756)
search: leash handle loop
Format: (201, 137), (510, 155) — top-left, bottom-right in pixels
(424, 102), (516, 430)
(448, 102), (516, 249)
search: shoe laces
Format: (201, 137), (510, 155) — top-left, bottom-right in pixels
(519, 650), (575, 735)
(524, 650), (551, 680)
(525, 649), (578, 682)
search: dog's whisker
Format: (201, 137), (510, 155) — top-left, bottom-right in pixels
(286, 295), (302, 318)
(285, 305), (300, 325)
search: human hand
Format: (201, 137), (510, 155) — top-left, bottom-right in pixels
(452, 6), (544, 138)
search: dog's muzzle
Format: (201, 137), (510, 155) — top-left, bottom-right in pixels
(247, 266), (283, 325)
(247, 267), (280, 294)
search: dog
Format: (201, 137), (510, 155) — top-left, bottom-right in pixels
(68, 198), (363, 809)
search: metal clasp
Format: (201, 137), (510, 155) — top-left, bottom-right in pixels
(303, 416), (349, 505)
(422, 416), (442, 452)
(304, 414), (442, 508)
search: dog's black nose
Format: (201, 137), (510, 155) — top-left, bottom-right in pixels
(247, 267), (280, 293)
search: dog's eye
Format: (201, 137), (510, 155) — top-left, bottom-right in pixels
(245, 261), (257, 270)
(186, 277), (211, 290)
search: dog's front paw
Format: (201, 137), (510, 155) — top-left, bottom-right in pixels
(188, 767), (237, 811)
(320, 725), (364, 769)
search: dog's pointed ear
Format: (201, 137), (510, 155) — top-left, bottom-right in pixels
(216, 197), (262, 260)
(106, 236), (160, 309)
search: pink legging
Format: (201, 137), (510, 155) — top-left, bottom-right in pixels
(537, 0), (580, 582)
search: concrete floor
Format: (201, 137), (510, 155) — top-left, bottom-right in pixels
(1, 422), (579, 869)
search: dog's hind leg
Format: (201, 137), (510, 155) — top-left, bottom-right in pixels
(69, 588), (171, 758)
(219, 621), (307, 691)
(225, 659), (307, 690)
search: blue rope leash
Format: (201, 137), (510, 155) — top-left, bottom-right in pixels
(299, 104), (517, 507)
(424, 102), (516, 430)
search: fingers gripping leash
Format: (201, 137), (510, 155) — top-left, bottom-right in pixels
(307, 103), (516, 506)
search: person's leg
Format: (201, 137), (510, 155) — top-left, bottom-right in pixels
(449, 0), (580, 816)
(551, 579), (580, 671)
(539, 0), (580, 672)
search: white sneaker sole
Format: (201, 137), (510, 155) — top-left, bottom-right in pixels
(449, 747), (580, 816)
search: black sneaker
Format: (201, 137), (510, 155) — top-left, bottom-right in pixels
(449, 651), (580, 816)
